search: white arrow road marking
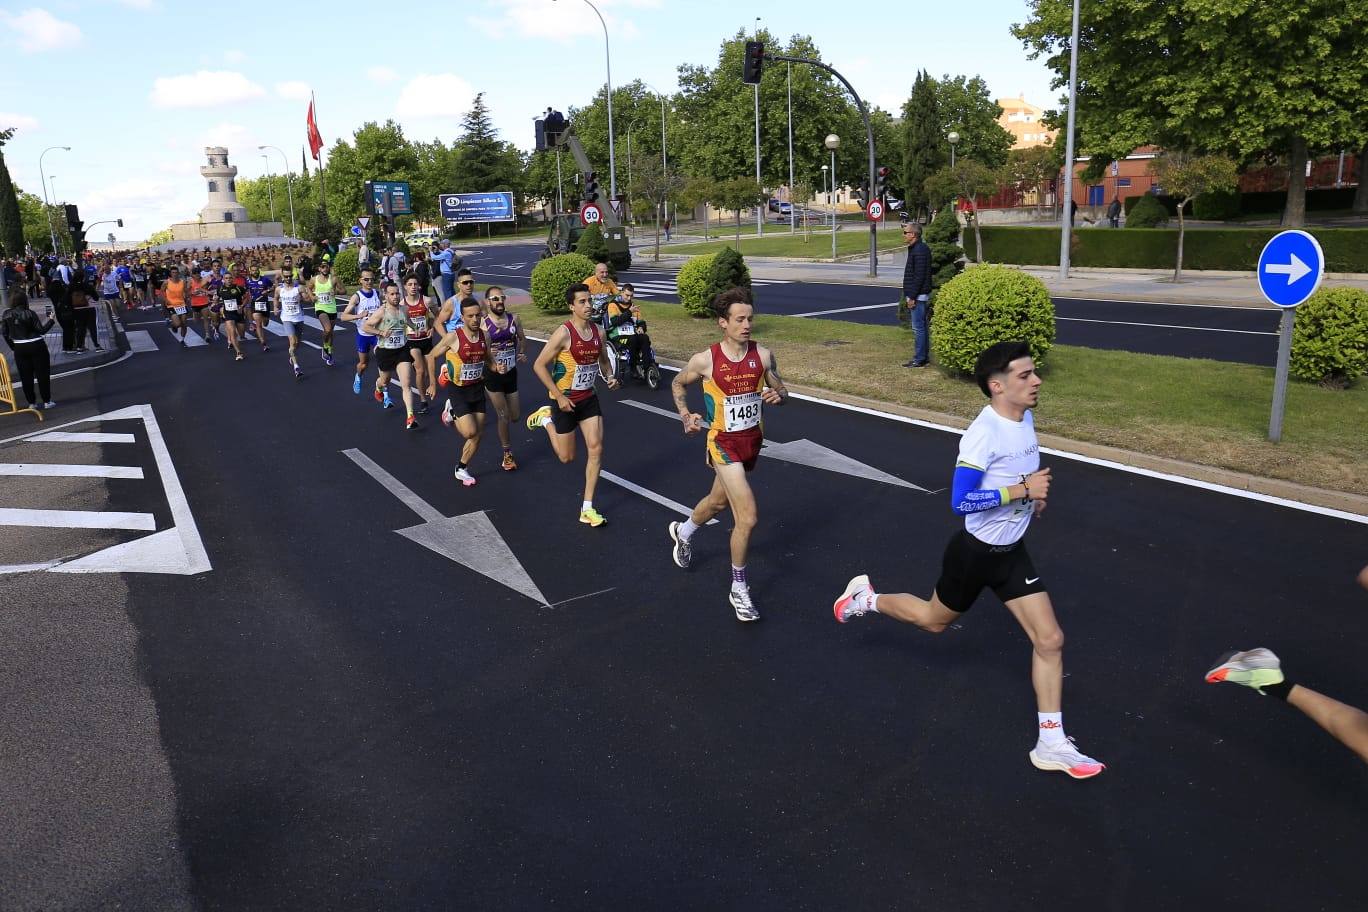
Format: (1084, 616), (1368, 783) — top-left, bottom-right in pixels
(599, 471), (718, 524)
(0, 463), (144, 479)
(618, 400), (931, 491)
(1264, 253), (1310, 284)
(341, 447), (561, 606)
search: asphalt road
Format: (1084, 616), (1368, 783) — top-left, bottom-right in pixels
(2, 312), (1365, 909)
(465, 242), (1281, 365)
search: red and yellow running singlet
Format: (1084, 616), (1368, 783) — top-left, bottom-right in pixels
(551, 320), (602, 404)
(447, 326), (487, 387)
(703, 341), (765, 467)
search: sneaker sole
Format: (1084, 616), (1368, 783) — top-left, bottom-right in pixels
(729, 590), (760, 622)
(1029, 749), (1105, 779)
(1205, 648), (1283, 687)
(667, 522), (690, 569)
(832, 574), (870, 623)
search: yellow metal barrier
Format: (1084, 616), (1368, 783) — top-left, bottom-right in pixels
(0, 355), (43, 422)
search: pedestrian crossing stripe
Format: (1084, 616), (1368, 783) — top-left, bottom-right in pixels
(628, 278), (788, 299)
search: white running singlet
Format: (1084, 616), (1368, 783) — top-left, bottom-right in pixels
(278, 285), (303, 321)
(959, 404), (1040, 546)
(354, 288), (381, 337)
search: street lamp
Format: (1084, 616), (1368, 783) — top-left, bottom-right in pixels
(825, 133), (840, 261)
(39, 145), (70, 254)
(258, 144), (297, 238)
(260, 154), (276, 223)
(556, 0), (617, 200)
(1058, 0), (1081, 279)
(948, 131), (960, 169)
(753, 16), (762, 237)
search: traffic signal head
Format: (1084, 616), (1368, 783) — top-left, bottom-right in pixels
(64, 204), (81, 231)
(742, 41), (765, 85)
(584, 171), (599, 202)
(876, 166), (891, 198)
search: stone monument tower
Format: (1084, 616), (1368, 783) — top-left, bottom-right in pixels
(198, 147), (249, 223)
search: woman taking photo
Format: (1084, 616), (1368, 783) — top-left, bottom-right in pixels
(1, 291), (57, 410)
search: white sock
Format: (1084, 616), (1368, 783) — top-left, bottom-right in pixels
(1037, 712), (1067, 745)
(679, 518), (700, 540)
(582, 500), (593, 512)
(863, 588), (880, 614)
(539, 415), (553, 428)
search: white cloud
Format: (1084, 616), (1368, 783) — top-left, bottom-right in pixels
(0, 111), (40, 132)
(468, 0), (636, 42)
(396, 74), (476, 119)
(367, 66), (398, 84)
(150, 71), (266, 108)
(275, 81), (312, 102)
(0, 8), (83, 52)
(224, 48), (246, 64)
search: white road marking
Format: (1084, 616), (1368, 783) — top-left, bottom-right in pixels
(599, 470), (719, 524)
(1056, 316), (1277, 336)
(0, 508), (156, 530)
(127, 330), (159, 352)
(341, 448), (444, 522)
(181, 328), (208, 347)
(29, 432), (136, 444)
(0, 463), (144, 479)
(791, 301), (900, 317)
(52, 351), (134, 379)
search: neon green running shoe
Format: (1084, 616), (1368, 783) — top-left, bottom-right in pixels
(579, 507), (607, 528)
(1205, 647), (1284, 693)
(526, 405), (552, 431)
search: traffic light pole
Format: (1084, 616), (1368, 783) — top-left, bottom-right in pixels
(765, 53), (878, 276)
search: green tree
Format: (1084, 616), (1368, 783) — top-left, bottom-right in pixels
(711, 178), (765, 245)
(678, 176), (720, 238)
(1149, 153), (1239, 280)
(627, 155), (685, 261)
(790, 178), (815, 239)
(574, 222), (609, 263)
(321, 120), (420, 226)
(15, 190), (69, 253)
(926, 205), (963, 290)
(706, 246), (753, 305)
(925, 160), (1002, 263)
(899, 71), (944, 220)
(1014, 0), (1368, 227)
(934, 75), (1014, 172)
(1007, 141), (1061, 217)
(0, 128), (24, 256)
(144, 228), (173, 247)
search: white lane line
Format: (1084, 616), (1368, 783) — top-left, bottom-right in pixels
(0, 463), (144, 479)
(341, 448), (444, 523)
(599, 470), (719, 524)
(1052, 296), (1273, 311)
(792, 301), (900, 317)
(0, 508), (156, 531)
(52, 351), (134, 379)
(127, 330), (159, 352)
(621, 400), (698, 425)
(29, 432), (136, 444)
(1056, 316), (1277, 336)
(0, 560), (65, 574)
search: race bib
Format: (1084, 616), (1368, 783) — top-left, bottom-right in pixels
(317, 292), (334, 307)
(385, 326), (407, 348)
(723, 392), (762, 432)
(224, 299), (239, 312)
(173, 305), (187, 316)
(254, 301), (268, 312)
(282, 301), (301, 318)
(571, 362), (599, 391)
(495, 349), (516, 371)
(122, 282), (132, 289)
(409, 316), (428, 333)
(459, 361), (484, 382)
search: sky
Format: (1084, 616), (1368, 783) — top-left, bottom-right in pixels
(0, 0), (1058, 242)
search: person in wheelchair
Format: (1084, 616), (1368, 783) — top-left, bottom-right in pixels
(606, 284), (650, 375)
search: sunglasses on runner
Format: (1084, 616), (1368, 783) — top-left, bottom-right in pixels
(459, 280), (474, 286)
(487, 296), (504, 303)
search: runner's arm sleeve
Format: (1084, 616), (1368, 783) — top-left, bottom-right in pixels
(949, 462), (1012, 516)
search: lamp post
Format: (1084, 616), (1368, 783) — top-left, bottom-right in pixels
(258, 145), (297, 238)
(260, 154), (276, 223)
(825, 133), (840, 261)
(1058, 0), (1081, 279)
(820, 164), (829, 241)
(787, 62), (795, 233)
(753, 16), (763, 237)
(948, 131), (960, 169)
(39, 145), (70, 254)
(557, 0), (616, 200)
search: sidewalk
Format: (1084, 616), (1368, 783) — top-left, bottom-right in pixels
(3, 298), (126, 387)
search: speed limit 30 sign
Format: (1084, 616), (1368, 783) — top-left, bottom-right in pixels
(580, 203), (603, 226)
(866, 199), (884, 221)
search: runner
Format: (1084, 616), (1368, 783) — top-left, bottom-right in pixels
(217, 263), (249, 361)
(362, 280), (419, 427)
(310, 259), (341, 366)
(161, 265), (190, 346)
(427, 296), (507, 485)
(116, 259), (135, 310)
(131, 259), (149, 308)
(526, 282), (620, 527)
(246, 266), (273, 351)
(402, 274), (435, 416)
(482, 285), (525, 471)
(273, 268), (312, 379)
(340, 267), (382, 394)
(830, 340), (1106, 779)
(189, 269), (216, 342)
(435, 268), (476, 339)
(668, 288), (788, 623)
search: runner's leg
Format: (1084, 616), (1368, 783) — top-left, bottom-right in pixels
(396, 362), (416, 416)
(1003, 592), (1065, 713)
(579, 414), (604, 504)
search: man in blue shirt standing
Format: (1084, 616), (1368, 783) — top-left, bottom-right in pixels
(901, 221), (932, 368)
(430, 238), (459, 305)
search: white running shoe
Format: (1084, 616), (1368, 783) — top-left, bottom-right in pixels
(668, 521), (692, 569)
(729, 585), (760, 623)
(441, 399), (454, 427)
(832, 574), (874, 623)
(1029, 738), (1105, 779)
(1205, 647), (1284, 692)
(454, 467), (476, 487)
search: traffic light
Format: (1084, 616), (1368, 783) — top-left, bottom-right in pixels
(64, 204), (86, 255)
(876, 166), (891, 200)
(584, 171), (599, 202)
(855, 180), (870, 208)
(742, 41), (765, 85)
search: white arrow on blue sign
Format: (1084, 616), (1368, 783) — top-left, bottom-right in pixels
(1256, 229), (1324, 308)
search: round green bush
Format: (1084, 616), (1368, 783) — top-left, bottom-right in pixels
(705, 246), (753, 309)
(1289, 286), (1368, 387)
(1126, 194), (1170, 228)
(530, 252), (598, 314)
(332, 247), (360, 286)
(929, 265), (1056, 374)
(1193, 188), (1241, 221)
(677, 253), (717, 317)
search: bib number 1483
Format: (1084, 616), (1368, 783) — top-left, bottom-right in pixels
(723, 393), (761, 432)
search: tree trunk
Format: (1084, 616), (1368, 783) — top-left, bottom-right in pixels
(1175, 200), (1188, 282)
(1353, 143), (1368, 215)
(653, 201), (661, 262)
(734, 210), (741, 245)
(970, 198), (984, 264)
(1283, 135), (1308, 227)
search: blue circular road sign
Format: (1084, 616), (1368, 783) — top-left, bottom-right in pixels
(1256, 229), (1324, 308)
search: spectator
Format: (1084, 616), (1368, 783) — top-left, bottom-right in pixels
(901, 222), (932, 368)
(69, 276), (101, 352)
(1107, 196), (1122, 228)
(1069, 198), (1078, 227)
(430, 238), (457, 302)
(1, 290), (57, 409)
(358, 238), (372, 269)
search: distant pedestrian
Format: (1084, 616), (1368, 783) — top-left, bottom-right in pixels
(358, 239), (372, 270)
(901, 222), (932, 368)
(664, 217), (671, 241)
(1069, 198), (1078, 227)
(1, 290), (57, 409)
(1107, 197), (1121, 228)
(70, 277), (101, 352)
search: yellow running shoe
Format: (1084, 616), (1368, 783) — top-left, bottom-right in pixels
(526, 405), (552, 431)
(579, 507), (607, 527)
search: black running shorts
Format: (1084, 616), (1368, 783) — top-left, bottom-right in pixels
(376, 346), (413, 372)
(449, 384), (487, 417)
(934, 529), (1046, 614)
(550, 394), (602, 434)
(485, 367), (518, 394)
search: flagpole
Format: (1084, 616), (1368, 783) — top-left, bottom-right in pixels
(312, 92), (329, 235)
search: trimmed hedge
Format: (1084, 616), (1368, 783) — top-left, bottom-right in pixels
(530, 252), (597, 314)
(677, 253), (716, 317)
(963, 227), (1368, 272)
(1123, 187), (1359, 217)
(930, 265), (1056, 374)
(1193, 189), (1241, 221)
(1290, 286), (1368, 387)
(332, 247), (360, 286)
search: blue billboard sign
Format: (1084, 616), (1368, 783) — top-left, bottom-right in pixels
(440, 192), (516, 224)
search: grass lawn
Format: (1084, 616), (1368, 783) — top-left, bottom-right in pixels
(510, 299), (1368, 495)
(446, 225), (549, 243)
(664, 226), (906, 259)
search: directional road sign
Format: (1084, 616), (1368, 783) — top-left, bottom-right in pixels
(350, 225), (362, 237)
(580, 203), (602, 226)
(1257, 229), (1324, 308)
(866, 199), (884, 222)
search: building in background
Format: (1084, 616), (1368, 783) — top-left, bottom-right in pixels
(997, 96), (1057, 150)
(171, 147), (285, 243)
